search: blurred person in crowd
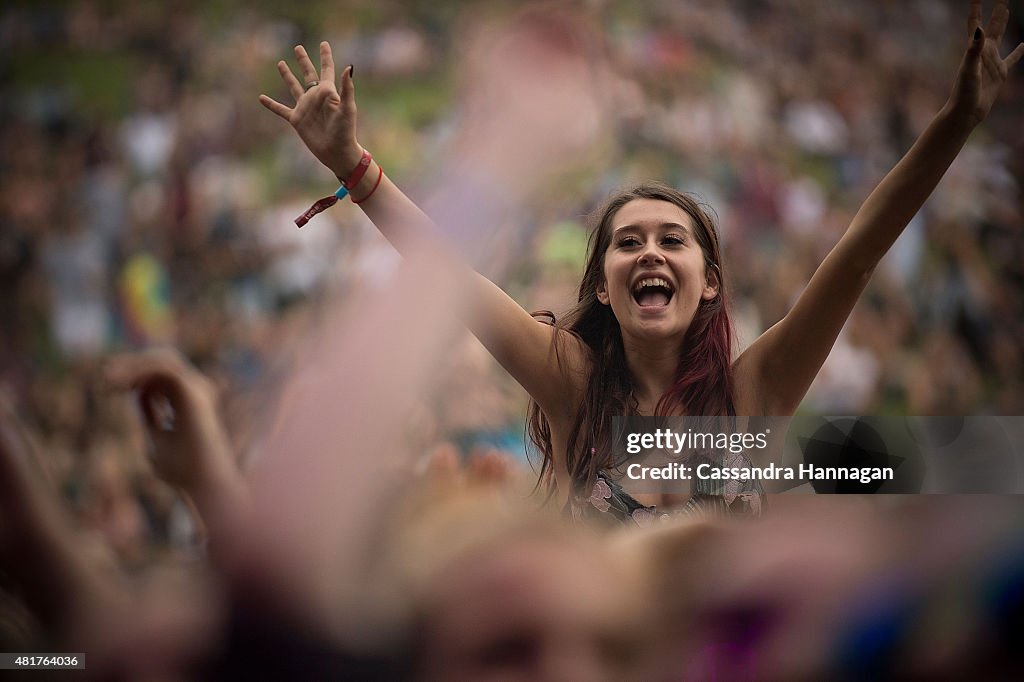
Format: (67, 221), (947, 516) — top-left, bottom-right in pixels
(261, 1), (1022, 525)
(612, 498), (892, 679)
(611, 495), (1024, 680)
(384, 484), (648, 681)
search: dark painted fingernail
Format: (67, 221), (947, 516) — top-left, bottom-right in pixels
(974, 27), (982, 41)
(348, 64), (355, 78)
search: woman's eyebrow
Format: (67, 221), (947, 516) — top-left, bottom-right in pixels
(612, 222), (691, 234)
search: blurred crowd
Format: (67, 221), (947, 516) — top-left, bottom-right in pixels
(4, 404), (1023, 679)
(1, 1), (1023, 678)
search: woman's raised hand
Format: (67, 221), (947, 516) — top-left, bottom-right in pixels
(260, 42), (363, 179)
(947, 0), (1024, 129)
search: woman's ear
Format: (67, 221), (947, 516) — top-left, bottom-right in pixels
(702, 264), (721, 301)
(596, 279), (610, 305)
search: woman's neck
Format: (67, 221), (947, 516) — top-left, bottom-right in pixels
(621, 334), (680, 411)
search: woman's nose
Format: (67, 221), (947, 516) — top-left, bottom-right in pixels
(637, 243), (665, 265)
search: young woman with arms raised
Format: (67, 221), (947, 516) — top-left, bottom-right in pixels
(260, 2), (1022, 525)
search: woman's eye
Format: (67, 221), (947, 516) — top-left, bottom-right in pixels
(618, 237), (641, 247)
(663, 235), (684, 245)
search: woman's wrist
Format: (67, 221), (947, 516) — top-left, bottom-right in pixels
(333, 144), (366, 182)
(347, 159), (382, 203)
(938, 100), (979, 137)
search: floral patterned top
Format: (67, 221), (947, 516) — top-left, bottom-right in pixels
(566, 463), (765, 528)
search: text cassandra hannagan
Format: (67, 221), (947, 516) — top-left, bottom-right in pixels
(625, 463), (894, 482)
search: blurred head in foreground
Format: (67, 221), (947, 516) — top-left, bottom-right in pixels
(387, 483), (648, 682)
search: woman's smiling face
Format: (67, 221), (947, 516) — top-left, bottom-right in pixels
(597, 198), (719, 343)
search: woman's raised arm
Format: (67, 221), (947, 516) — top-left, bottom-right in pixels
(735, 0), (1023, 416)
(259, 30), (601, 416)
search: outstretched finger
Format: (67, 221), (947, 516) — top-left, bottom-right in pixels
(966, 25), (986, 63)
(259, 94), (293, 121)
(986, 0), (1009, 43)
(319, 41), (335, 87)
(340, 63), (356, 110)
(294, 44), (320, 87)
(1006, 42), (1024, 69)
(277, 59), (304, 102)
(967, 0), (983, 38)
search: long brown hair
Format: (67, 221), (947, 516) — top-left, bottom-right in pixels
(527, 182), (735, 497)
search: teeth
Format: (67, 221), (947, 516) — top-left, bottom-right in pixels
(633, 278), (672, 292)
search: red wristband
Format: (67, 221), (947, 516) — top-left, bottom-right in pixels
(352, 165), (384, 204)
(294, 194), (339, 228)
(340, 149), (372, 189)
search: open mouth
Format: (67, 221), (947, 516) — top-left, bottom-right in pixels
(632, 277), (675, 307)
